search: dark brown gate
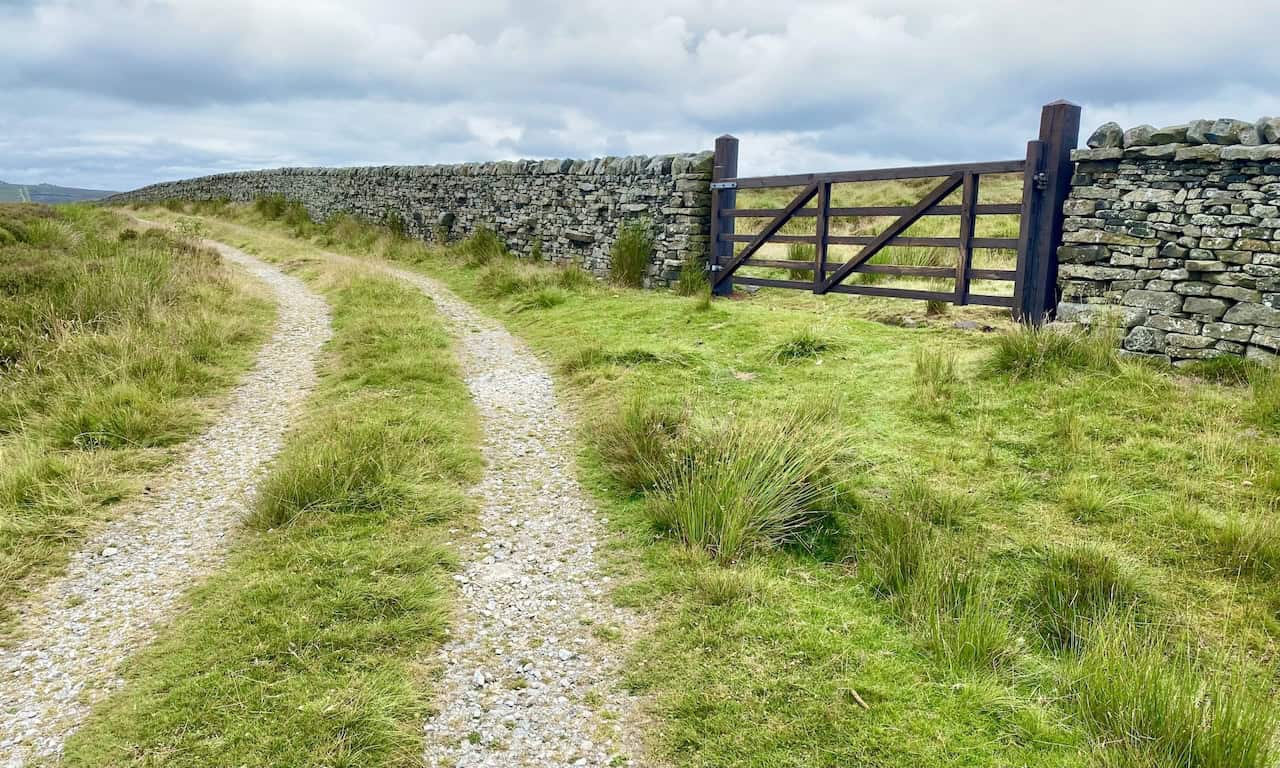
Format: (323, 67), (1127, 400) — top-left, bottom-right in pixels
(709, 101), (1080, 324)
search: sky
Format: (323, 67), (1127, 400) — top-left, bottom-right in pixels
(3, 0), (1280, 192)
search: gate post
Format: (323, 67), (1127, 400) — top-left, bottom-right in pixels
(1015, 100), (1081, 325)
(710, 135), (739, 297)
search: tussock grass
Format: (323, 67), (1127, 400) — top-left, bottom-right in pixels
(1070, 622), (1277, 768)
(648, 411), (839, 561)
(1249, 364), (1280, 431)
(904, 555), (1012, 673)
(1029, 544), (1148, 651)
(675, 251), (709, 296)
(609, 218), (652, 288)
(912, 347), (961, 413)
(457, 226), (508, 267)
(889, 477), (976, 529)
(987, 325), (1120, 379)
(510, 285), (567, 312)
(767, 328), (838, 364)
(1211, 515), (1280, 576)
(784, 242), (815, 281)
(1059, 476), (1142, 523)
(594, 396), (688, 493)
(0, 203), (268, 615)
(1183, 356), (1259, 386)
(688, 565), (768, 607)
(860, 502), (935, 597)
(477, 258), (592, 306)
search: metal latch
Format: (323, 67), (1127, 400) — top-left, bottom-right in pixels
(710, 181), (738, 190)
(1033, 172), (1048, 190)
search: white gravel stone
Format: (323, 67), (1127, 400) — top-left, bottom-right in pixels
(0, 236), (331, 768)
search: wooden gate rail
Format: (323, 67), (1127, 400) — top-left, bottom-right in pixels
(707, 100), (1081, 324)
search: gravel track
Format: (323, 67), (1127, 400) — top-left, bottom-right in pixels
(338, 260), (646, 767)
(0, 240), (331, 767)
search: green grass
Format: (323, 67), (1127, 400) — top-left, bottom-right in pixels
(610, 218), (653, 288)
(129, 202), (1280, 768)
(646, 411), (840, 562)
(1070, 621), (1276, 768)
(1028, 544), (1149, 651)
(0, 203), (270, 623)
(62, 247), (479, 766)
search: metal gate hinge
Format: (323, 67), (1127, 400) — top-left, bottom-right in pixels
(1033, 172), (1048, 191)
(710, 181), (737, 190)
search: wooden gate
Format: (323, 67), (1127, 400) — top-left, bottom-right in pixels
(708, 101), (1081, 324)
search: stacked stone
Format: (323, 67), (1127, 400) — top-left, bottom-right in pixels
(1056, 118), (1280, 366)
(106, 153), (714, 289)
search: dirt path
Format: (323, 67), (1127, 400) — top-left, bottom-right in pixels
(0, 240), (331, 767)
(337, 259), (646, 766)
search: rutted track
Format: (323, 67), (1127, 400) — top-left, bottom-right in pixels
(0, 239), (331, 767)
(319, 252), (647, 766)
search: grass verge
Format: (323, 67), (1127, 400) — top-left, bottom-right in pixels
(0, 204), (270, 625)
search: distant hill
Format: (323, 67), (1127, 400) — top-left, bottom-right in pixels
(0, 180), (116, 204)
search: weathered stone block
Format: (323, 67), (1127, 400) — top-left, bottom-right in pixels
(1203, 322), (1254, 342)
(1123, 290), (1184, 314)
(1224, 302), (1280, 327)
(1210, 285), (1262, 303)
(1166, 333), (1215, 349)
(1060, 264), (1136, 281)
(1147, 315), (1200, 334)
(1125, 326), (1167, 353)
(1087, 121), (1124, 149)
(1183, 297), (1230, 317)
(1058, 244), (1109, 264)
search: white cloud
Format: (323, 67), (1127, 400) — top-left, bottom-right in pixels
(2, 0), (1279, 189)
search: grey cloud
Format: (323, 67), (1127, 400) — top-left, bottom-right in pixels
(3, 0), (1280, 190)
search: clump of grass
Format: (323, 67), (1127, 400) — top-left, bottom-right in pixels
(889, 477), (975, 529)
(594, 396), (689, 493)
(1212, 515), (1280, 576)
(860, 503), (935, 597)
(509, 286), (567, 312)
(986, 325), (1120, 379)
(767, 328), (837, 364)
(1248, 364), (1280, 432)
(477, 258), (593, 305)
(689, 566), (767, 607)
(458, 226), (508, 267)
(648, 412), (839, 561)
(784, 242), (814, 281)
(251, 194), (311, 233)
(1029, 544), (1147, 651)
(609, 218), (652, 288)
(251, 414), (421, 529)
(1070, 621), (1277, 768)
(912, 348), (960, 412)
(382, 209), (406, 238)
(676, 250), (709, 297)
(1183, 356), (1259, 386)
(904, 555), (1012, 673)
(1059, 477), (1141, 523)
(252, 194), (288, 219)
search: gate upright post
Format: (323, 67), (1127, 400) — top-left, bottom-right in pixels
(1016, 100), (1081, 324)
(711, 135), (739, 297)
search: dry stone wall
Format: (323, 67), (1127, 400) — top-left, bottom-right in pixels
(1057, 118), (1280, 366)
(107, 153), (714, 288)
